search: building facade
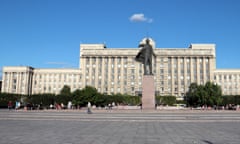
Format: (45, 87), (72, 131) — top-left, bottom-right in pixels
(1, 38), (240, 99)
(1, 67), (82, 95)
(214, 69), (240, 95)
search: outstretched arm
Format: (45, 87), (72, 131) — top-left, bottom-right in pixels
(152, 49), (157, 57)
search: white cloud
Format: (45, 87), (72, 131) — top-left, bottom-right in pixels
(46, 62), (68, 65)
(45, 61), (75, 68)
(129, 13), (153, 23)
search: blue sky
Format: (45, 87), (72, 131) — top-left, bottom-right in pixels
(1, 0), (240, 78)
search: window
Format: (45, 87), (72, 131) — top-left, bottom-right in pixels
(175, 87), (178, 92)
(180, 58), (184, 63)
(206, 58), (209, 63)
(12, 85), (16, 90)
(131, 75), (135, 79)
(158, 75), (163, 80)
(111, 57), (115, 62)
(12, 72), (17, 78)
(92, 57), (96, 64)
(117, 57), (121, 63)
(86, 57), (90, 64)
(99, 57), (102, 63)
(224, 75), (227, 80)
(160, 87), (164, 92)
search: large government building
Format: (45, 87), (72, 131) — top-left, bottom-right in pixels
(1, 38), (240, 99)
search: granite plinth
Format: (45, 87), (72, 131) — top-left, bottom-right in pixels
(142, 75), (155, 109)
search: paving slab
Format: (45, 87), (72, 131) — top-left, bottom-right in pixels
(0, 110), (239, 144)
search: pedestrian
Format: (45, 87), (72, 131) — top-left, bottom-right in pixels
(15, 101), (18, 110)
(67, 101), (72, 109)
(108, 103), (112, 110)
(87, 102), (92, 114)
(112, 102), (115, 108)
(15, 101), (20, 110)
(8, 101), (13, 110)
(50, 104), (53, 109)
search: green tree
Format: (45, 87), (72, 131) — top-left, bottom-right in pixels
(186, 83), (199, 106)
(60, 85), (71, 96)
(56, 85), (72, 105)
(122, 95), (141, 105)
(0, 93), (23, 107)
(72, 86), (100, 107)
(81, 86), (98, 104)
(196, 85), (207, 106)
(186, 82), (222, 107)
(28, 94), (55, 107)
(222, 95), (240, 105)
(156, 96), (176, 106)
(72, 89), (83, 107)
(204, 82), (222, 106)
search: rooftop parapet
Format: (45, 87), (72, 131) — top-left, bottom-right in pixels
(189, 44), (215, 50)
(80, 44), (106, 50)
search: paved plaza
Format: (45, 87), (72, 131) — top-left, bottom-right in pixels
(0, 110), (240, 144)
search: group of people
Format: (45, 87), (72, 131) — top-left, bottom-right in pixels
(49, 101), (73, 110)
(7, 100), (118, 111)
(107, 102), (116, 110)
(8, 101), (21, 110)
(86, 102), (116, 114)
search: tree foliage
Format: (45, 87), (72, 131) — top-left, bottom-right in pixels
(186, 82), (222, 107)
(156, 96), (176, 106)
(28, 94), (55, 107)
(0, 93), (23, 108)
(60, 85), (71, 96)
(56, 85), (72, 105)
(2, 83), (240, 109)
(72, 86), (99, 107)
(222, 95), (240, 105)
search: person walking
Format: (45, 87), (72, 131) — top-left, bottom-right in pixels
(87, 102), (92, 114)
(8, 101), (13, 111)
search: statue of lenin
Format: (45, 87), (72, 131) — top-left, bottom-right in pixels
(135, 38), (156, 75)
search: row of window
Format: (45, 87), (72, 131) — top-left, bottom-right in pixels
(85, 56), (210, 63)
(214, 74), (240, 80)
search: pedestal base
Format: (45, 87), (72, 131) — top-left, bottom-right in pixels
(142, 75), (155, 109)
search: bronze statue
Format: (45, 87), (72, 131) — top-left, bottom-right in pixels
(135, 38), (156, 75)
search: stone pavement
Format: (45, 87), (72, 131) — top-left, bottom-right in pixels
(0, 110), (240, 144)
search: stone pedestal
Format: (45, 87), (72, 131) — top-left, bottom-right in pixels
(142, 75), (155, 109)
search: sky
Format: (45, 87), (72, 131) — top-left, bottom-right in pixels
(1, 0), (240, 79)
